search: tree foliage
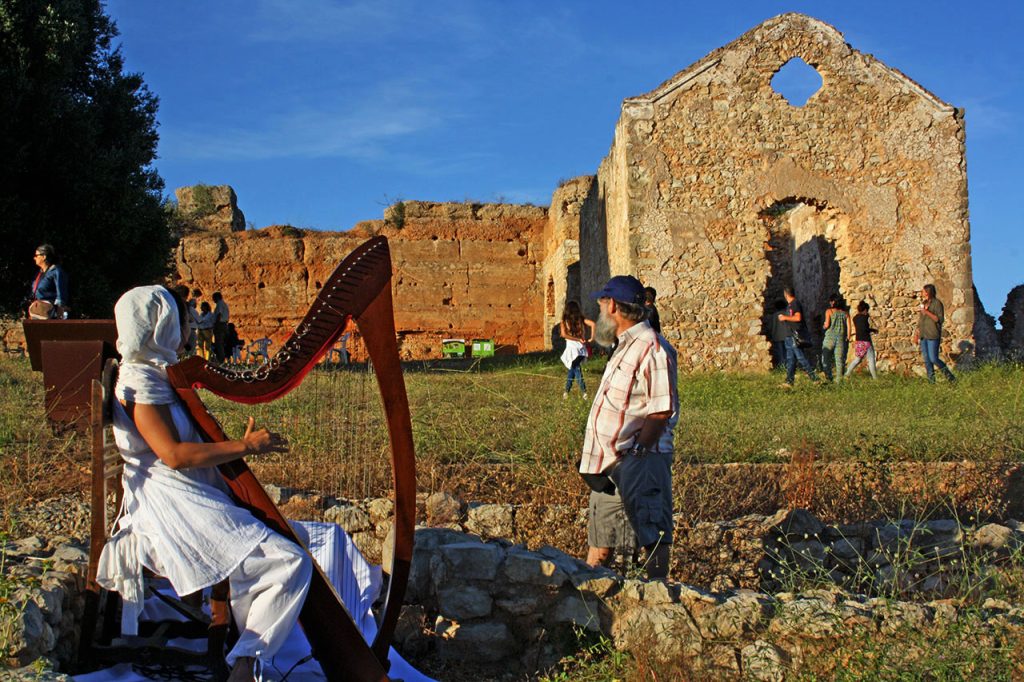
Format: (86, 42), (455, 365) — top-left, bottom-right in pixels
(0, 0), (173, 317)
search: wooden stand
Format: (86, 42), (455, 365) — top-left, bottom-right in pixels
(22, 320), (118, 432)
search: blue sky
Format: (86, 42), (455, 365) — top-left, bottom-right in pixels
(104, 0), (1022, 318)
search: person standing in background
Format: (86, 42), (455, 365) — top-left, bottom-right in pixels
(767, 299), (790, 369)
(820, 294), (849, 383)
(643, 286), (662, 334)
(186, 289), (202, 356)
(559, 301), (596, 399)
(29, 244), (70, 318)
(846, 301), (878, 379)
(212, 291), (230, 363)
(197, 301), (215, 360)
(778, 287), (819, 387)
(913, 284), (955, 383)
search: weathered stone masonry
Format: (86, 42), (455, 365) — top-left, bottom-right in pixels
(570, 13), (972, 371)
(174, 14), (987, 372)
(176, 203), (547, 360)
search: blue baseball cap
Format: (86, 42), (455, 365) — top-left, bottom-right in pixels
(590, 275), (646, 305)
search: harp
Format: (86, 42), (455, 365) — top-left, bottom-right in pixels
(166, 236), (414, 681)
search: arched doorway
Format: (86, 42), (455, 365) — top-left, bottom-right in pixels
(761, 199), (848, 365)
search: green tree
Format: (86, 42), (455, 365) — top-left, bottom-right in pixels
(0, 0), (173, 317)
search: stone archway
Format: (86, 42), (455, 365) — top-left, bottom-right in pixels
(761, 199), (850, 362)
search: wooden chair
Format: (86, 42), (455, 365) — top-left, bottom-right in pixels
(78, 359), (232, 679)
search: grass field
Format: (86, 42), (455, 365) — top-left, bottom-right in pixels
(1, 353), (1023, 520)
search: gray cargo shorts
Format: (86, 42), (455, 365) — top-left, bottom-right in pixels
(587, 488), (637, 551)
(608, 450), (674, 549)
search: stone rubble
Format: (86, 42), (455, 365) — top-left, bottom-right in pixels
(5, 491), (1024, 678)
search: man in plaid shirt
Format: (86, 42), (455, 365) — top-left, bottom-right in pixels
(580, 275), (677, 579)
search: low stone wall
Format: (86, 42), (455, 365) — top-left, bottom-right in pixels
(681, 508), (1024, 594)
(271, 480), (1024, 591)
(6, 492), (1024, 678)
(397, 526), (1024, 679)
(0, 318), (26, 355)
(2, 535), (87, 671)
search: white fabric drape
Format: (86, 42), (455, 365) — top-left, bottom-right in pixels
(113, 285), (181, 405)
(560, 339), (587, 369)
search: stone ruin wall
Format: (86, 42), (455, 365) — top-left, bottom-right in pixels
(539, 177), (593, 343)
(159, 14), (1023, 369)
(175, 184), (246, 233)
(174, 202), (547, 360)
(576, 13), (973, 372)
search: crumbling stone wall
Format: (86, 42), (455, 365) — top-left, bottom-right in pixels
(540, 177), (593, 343)
(999, 285), (1024, 361)
(170, 14), (981, 371)
(175, 201), (547, 359)
(174, 184), (246, 232)
(577, 13), (973, 371)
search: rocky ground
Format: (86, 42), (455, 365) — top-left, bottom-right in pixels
(4, 493), (1024, 680)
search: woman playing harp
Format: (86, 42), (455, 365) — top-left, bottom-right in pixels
(96, 285), (311, 682)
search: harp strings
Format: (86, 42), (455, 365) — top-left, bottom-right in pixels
(264, 332), (390, 513)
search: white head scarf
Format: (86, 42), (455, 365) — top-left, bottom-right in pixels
(114, 285), (182, 405)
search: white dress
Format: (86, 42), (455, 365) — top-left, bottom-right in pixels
(99, 399), (269, 597)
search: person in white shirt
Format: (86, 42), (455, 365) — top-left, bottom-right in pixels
(96, 285), (310, 682)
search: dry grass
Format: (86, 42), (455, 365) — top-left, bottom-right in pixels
(0, 357), (86, 521)
(1, 354), (1022, 526)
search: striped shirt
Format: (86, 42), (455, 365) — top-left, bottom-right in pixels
(579, 321), (677, 475)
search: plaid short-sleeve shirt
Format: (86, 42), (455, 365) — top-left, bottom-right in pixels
(578, 321), (677, 475)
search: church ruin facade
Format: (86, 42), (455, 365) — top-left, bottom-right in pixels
(173, 13), (976, 373)
(544, 13), (973, 371)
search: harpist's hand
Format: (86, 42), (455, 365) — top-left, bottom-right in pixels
(242, 416), (289, 455)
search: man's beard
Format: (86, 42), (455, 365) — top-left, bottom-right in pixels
(595, 309), (618, 347)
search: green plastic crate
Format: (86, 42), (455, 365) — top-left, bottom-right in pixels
(441, 338), (466, 358)
(471, 338), (495, 357)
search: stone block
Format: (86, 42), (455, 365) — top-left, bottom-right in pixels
(5, 537), (44, 558)
(437, 585), (493, 620)
(425, 491), (463, 525)
(502, 547), (569, 587)
(438, 542), (504, 581)
(971, 523), (1019, 554)
(464, 503), (514, 539)
(828, 537), (864, 563)
(741, 640), (787, 682)
(703, 592), (772, 638)
(785, 540), (827, 573)
(495, 591), (544, 616)
(434, 620), (518, 662)
(611, 604), (703, 659)
(877, 602), (932, 634)
(571, 570), (621, 599)
(393, 605), (430, 657)
(7, 599), (53, 665)
(768, 598), (844, 639)
(323, 504), (371, 533)
(408, 528), (482, 600)
(367, 497), (394, 524)
(772, 509), (825, 539)
(677, 583), (722, 608)
(536, 545), (590, 576)
(551, 594), (602, 632)
(262, 483), (290, 505)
